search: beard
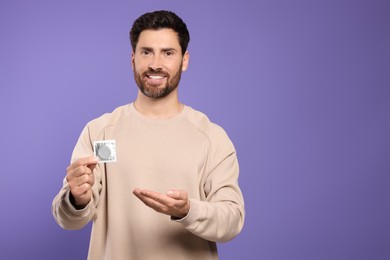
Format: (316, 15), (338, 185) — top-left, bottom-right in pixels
(133, 64), (183, 99)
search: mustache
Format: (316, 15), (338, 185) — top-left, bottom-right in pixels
(143, 68), (169, 77)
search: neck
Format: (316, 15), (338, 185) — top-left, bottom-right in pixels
(134, 90), (184, 119)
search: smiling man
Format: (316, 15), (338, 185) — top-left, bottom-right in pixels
(52, 10), (245, 260)
(133, 28), (187, 100)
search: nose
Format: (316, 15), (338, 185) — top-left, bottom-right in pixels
(148, 55), (162, 71)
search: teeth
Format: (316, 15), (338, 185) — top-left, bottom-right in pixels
(148, 75), (165, 79)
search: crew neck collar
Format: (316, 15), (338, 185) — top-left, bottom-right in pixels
(128, 102), (189, 124)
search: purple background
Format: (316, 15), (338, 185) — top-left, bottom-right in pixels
(1, 1), (389, 259)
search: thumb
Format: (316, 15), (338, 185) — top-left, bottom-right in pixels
(167, 190), (187, 200)
(87, 156), (99, 171)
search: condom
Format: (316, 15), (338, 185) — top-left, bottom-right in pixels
(93, 140), (117, 163)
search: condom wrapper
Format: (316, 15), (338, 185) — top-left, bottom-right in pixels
(93, 140), (117, 163)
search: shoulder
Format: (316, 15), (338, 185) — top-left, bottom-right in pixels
(85, 103), (131, 138)
(185, 107), (234, 150)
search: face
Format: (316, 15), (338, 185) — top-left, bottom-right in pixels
(132, 29), (189, 99)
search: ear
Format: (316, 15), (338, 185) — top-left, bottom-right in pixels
(131, 52), (135, 70)
(181, 51), (189, 72)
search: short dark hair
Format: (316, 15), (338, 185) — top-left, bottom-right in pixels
(130, 10), (190, 55)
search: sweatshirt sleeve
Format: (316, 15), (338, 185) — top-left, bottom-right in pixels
(51, 124), (103, 230)
(176, 126), (245, 243)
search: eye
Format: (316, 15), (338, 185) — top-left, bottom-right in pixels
(165, 50), (174, 56)
(141, 49), (151, 56)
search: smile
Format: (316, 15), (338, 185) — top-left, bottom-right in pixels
(147, 75), (166, 79)
(145, 74), (167, 85)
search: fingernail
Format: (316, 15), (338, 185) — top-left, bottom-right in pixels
(167, 191), (175, 196)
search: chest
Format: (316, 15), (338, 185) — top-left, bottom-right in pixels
(102, 120), (209, 192)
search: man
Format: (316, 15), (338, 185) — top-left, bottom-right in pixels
(52, 10), (245, 260)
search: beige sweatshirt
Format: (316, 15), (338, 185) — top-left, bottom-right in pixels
(52, 103), (245, 260)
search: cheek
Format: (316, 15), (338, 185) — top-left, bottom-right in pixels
(133, 57), (147, 70)
(133, 61), (145, 74)
(166, 61), (183, 73)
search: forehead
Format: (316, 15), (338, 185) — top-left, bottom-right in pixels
(137, 29), (181, 50)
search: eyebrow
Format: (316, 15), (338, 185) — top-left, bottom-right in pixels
(139, 47), (153, 52)
(161, 48), (177, 52)
(138, 47), (178, 53)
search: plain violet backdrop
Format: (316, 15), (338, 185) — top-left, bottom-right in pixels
(0, 0), (389, 259)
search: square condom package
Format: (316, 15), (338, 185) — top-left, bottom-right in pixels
(93, 140), (117, 163)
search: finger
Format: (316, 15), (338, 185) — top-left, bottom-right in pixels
(76, 173), (94, 186)
(87, 162), (98, 172)
(67, 165), (93, 179)
(138, 189), (172, 205)
(133, 189), (189, 218)
(133, 188), (160, 200)
(133, 189), (162, 203)
(71, 183), (92, 198)
(68, 174), (89, 189)
(167, 190), (188, 200)
(133, 190), (166, 209)
(88, 173), (95, 186)
(67, 156), (98, 171)
(132, 188), (142, 196)
(133, 189), (172, 207)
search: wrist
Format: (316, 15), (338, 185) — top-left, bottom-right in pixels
(172, 200), (190, 220)
(69, 192), (88, 210)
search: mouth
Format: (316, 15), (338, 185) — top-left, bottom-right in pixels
(145, 73), (168, 85)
